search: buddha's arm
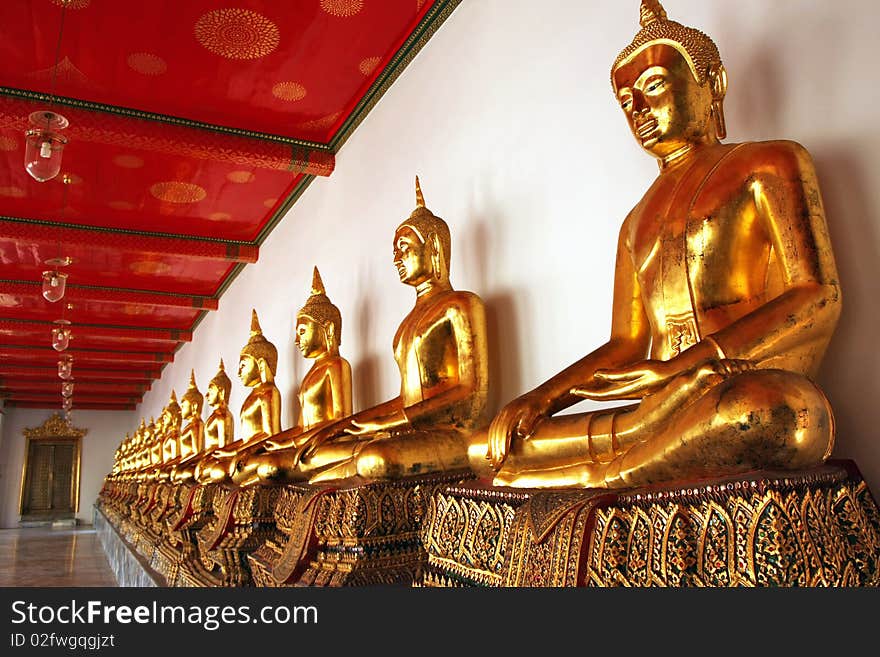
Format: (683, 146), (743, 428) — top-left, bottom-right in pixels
(331, 360), (353, 419)
(487, 221), (650, 468)
(705, 143), (840, 365)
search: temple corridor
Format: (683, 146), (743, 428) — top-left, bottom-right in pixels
(0, 526), (116, 587)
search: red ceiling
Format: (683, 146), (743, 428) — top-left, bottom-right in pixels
(0, 0), (453, 410)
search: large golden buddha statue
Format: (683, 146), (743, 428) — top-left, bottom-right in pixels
(170, 371), (206, 484)
(235, 267), (353, 485)
(475, 0), (841, 489)
(155, 390), (182, 481)
(268, 178), (489, 483)
(199, 310), (282, 483)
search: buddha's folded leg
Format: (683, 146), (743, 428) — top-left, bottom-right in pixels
(603, 369), (834, 488)
(354, 429), (471, 480)
(230, 443), (269, 485)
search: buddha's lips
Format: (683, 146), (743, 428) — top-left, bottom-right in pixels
(636, 119), (658, 140)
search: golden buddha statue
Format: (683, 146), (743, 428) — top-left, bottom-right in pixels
(229, 268), (352, 485)
(198, 310), (282, 483)
(474, 0), (841, 489)
(170, 371), (206, 484)
(234, 267), (353, 485)
(270, 177), (489, 483)
(157, 391), (182, 480)
(188, 360), (235, 484)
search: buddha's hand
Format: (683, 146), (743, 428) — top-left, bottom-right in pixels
(487, 392), (549, 470)
(576, 356), (756, 400)
(211, 447), (238, 458)
(297, 422), (347, 464)
(344, 414), (407, 436)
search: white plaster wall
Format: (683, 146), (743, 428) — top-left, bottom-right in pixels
(0, 407), (133, 528)
(134, 1), (880, 493)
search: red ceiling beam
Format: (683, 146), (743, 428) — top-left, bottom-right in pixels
(3, 391), (141, 403)
(0, 219), (259, 264)
(4, 401), (137, 411)
(0, 347), (173, 365)
(0, 365), (159, 382)
(0, 381), (149, 394)
(0, 281), (219, 311)
(0, 319), (192, 343)
(1, 333), (180, 354)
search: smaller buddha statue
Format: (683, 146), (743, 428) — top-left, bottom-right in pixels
(198, 310), (282, 484)
(170, 372), (206, 484)
(235, 267), (353, 485)
(267, 177), (489, 483)
(155, 391), (182, 482)
(191, 359), (236, 484)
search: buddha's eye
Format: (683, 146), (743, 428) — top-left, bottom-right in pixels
(620, 96), (632, 110)
(645, 77), (665, 93)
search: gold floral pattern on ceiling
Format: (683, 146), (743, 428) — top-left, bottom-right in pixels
(0, 186), (26, 198)
(127, 52), (167, 76)
(194, 9), (281, 60)
(0, 136), (17, 151)
(320, 0), (364, 18)
(113, 154), (144, 169)
(297, 111), (342, 132)
(226, 171), (255, 183)
(108, 200), (136, 211)
(358, 56), (381, 76)
(271, 82), (307, 101)
(51, 0), (91, 9)
(209, 212), (232, 222)
(149, 181), (207, 204)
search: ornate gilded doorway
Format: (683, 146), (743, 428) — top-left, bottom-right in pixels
(19, 414), (87, 522)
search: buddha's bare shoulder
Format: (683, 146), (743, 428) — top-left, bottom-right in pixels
(720, 139), (816, 178)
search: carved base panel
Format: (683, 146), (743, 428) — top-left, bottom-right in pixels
(189, 485), (281, 587)
(420, 460), (880, 587)
(249, 471), (473, 587)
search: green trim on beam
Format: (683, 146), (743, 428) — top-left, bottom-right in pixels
(0, 86), (330, 150)
(0, 214), (254, 246)
(329, 0), (463, 152)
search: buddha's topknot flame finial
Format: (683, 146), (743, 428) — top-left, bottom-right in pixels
(640, 0), (667, 27)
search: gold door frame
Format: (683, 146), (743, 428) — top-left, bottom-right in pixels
(18, 414), (88, 517)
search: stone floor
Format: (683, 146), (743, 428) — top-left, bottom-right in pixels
(0, 526), (118, 586)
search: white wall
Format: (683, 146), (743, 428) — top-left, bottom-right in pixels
(134, 1), (880, 493)
(0, 407), (133, 528)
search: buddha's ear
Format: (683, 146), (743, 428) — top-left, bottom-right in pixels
(428, 231), (448, 281)
(256, 357), (269, 381)
(324, 321), (336, 349)
(707, 63), (727, 139)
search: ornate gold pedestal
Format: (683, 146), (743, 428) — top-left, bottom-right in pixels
(176, 485), (279, 587)
(157, 483), (217, 586)
(421, 460), (880, 587)
(249, 471), (472, 587)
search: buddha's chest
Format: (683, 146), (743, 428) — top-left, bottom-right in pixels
(394, 309), (459, 393)
(299, 371), (333, 428)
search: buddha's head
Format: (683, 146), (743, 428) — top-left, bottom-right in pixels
(145, 417), (156, 442)
(239, 309), (278, 387)
(163, 389), (182, 433)
(181, 369), (204, 420)
(206, 358), (232, 408)
(611, 1), (727, 163)
(394, 176), (452, 289)
(295, 266), (342, 359)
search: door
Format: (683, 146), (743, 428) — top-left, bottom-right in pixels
(20, 439), (79, 518)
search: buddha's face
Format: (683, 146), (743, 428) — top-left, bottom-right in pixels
(238, 354), (261, 387)
(393, 227), (431, 286)
(206, 383), (220, 406)
(295, 315), (326, 359)
(613, 44), (715, 160)
(181, 398), (192, 419)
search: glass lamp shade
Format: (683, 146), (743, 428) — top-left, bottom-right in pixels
(61, 381), (74, 398)
(42, 271), (68, 302)
(58, 357), (73, 380)
(51, 320), (71, 351)
(24, 111), (69, 183)
(62, 397), (73, 411)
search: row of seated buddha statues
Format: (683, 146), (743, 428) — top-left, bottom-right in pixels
(98, 0), (880, 587)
